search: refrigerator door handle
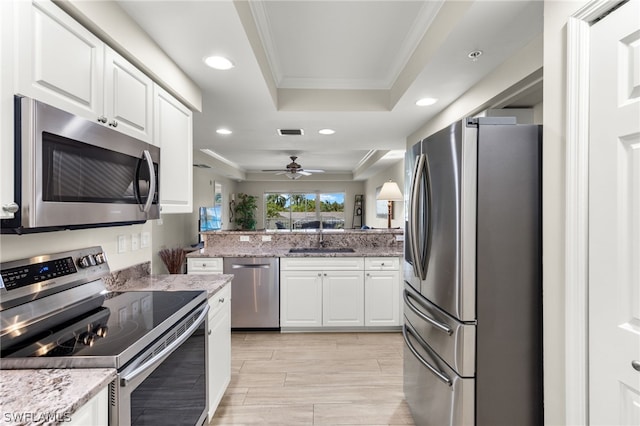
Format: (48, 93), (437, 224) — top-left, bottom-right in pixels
(403, 322), (452, 386)
(403, 289), (453, 335)
(410, 154), (426, 280)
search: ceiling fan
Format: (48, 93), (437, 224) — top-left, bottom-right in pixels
(262, 156), (325, 180)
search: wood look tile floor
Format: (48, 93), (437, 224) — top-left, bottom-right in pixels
(208, 332), (415, 426)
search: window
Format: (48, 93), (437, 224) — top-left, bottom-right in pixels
(265, 192), (345, 230)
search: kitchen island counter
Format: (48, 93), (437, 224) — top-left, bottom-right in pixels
(0, 368), (115, 426)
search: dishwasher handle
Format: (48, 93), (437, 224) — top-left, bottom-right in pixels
(231, 264), (271, 269)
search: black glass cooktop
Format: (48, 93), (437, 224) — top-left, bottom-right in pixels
(1, 290), (206, 368)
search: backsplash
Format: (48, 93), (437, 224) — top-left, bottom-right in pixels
(201, 229), (403, 251)
(104, 261), (151, 288)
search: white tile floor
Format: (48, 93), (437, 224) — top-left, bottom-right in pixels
(208, 332), (415, 426)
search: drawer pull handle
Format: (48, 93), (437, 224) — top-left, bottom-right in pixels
(633, 360), (640, 372)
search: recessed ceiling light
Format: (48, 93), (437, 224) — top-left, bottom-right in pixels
(415, 98), (438, 106)
(216, 128), (232, 135)
(318, 129), (335, 135)
(203, 55), (235, 70)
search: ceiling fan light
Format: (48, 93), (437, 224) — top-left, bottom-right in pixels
(318, 128), (335, 135)
(204, 55), (235, 70)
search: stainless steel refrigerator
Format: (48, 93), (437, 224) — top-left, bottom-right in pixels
(402, 117), (543, 426)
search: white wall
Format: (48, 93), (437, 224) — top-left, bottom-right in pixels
(364, 160), (405, 229)
(0, 222), (152, 271)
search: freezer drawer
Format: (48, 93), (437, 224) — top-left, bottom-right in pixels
(403, 319), (474, 426)
(403, 282), (475, 377)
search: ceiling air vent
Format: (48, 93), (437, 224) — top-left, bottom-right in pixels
(277, 129), (304, 136)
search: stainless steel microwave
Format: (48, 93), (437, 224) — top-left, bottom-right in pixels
(1, 96), (160, 234)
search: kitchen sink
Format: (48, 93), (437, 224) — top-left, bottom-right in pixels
(288, 247), (356, 254)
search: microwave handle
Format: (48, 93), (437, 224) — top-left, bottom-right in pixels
(139, 150), (156, 213)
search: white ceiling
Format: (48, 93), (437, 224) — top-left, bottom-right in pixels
(116, 0), (543, 180)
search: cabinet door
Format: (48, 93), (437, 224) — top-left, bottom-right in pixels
(103, 47), (153, 142)
(16, 0), (103, 119)
(154, 84), (193, 214)
(0, 0), (16, 219)
(207, 285), (231, 421)
(67, 387), (108, 426)
(323, 270), (365, 327)
(365, 270), (400, 326)
(280, 270), (323, 327)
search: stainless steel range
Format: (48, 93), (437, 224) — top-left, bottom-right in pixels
(0, 247), (209, 426)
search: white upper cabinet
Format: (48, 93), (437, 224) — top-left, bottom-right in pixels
(102, 47), (153, 142)
(16, 1), (153, 142)
(154, 84), (193, 214)
(0, 0), (16, 219)
(16, 0), (104, 119)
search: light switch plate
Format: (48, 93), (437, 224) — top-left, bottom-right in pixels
(240, 235), (250, 242)
(131, 233), (140, 251)
(141, 232), (150, 248)
(262, 235), (272, 242)
(117, 235), (127, 253)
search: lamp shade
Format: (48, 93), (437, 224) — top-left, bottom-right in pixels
(376, 181), (403, 201)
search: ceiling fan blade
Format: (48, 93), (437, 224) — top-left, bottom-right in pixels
(298, 170), (312, 176)
(261, 169), (288, 172)
(303, 169), (325, 173)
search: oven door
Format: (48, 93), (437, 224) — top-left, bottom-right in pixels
(110, 302), (209, 426)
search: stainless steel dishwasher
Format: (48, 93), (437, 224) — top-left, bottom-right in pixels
(223, 257), (280, 329)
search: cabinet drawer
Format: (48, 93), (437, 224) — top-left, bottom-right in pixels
(281, 257), (364, 271)
(364, 257), (400, 270)
(208, 284), (231, 319)
(188, 257), (223, 274)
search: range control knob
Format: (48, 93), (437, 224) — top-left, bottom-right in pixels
(78, 255), (98, 268)
(94, 252), (107, 265)
(81, 331), (97, 347)
(94, 325), (109, 338)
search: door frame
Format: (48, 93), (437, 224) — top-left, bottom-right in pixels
(564, 1), (628, 424)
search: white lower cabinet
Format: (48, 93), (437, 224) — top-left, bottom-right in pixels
(207, 283), (231, 421)
(365, 257), (401, 326)
(280, 270), (323, 327)
(280, 256), (401, 329)
(67, 387), (108, 426)
(322, 270), (365, 326)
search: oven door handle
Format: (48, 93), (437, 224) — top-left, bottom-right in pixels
(120, 303), (209, 387)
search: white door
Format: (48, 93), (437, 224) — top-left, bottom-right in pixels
(588, 0), (640, 423)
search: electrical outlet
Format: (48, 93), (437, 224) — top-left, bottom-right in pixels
(131, 233), (140, 251)
(240, 235), (250, 242)
(117, 235), (127, 253)
(395, 235), (405, 242)
(141, 232), (150, 248)
(262, 235), (272, 242)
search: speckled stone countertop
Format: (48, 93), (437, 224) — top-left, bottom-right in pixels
(187, 246), (403, 258)
(196, 228), (404, 259)
(2, 273), (232, 426)
(0, 368), (115, 426)
(104, 273), (233, 297)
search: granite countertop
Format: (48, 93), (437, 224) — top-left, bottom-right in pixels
(187, 247), (403, 258)
(105, 273), (233, 297)
(0, 368), (116, 426)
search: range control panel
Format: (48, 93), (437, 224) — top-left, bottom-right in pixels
(0, 247), (109, 310)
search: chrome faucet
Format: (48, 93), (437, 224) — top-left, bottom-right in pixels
(318, 221), (325, 247)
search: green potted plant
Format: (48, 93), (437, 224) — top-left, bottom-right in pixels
(233, 193), (258, 230)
